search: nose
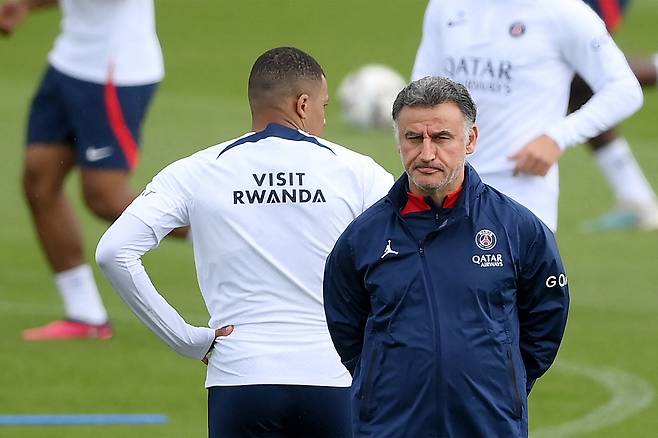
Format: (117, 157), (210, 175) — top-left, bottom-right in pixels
(418, 137), (436, 162)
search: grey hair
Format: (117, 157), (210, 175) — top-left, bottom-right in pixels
(392, 76), (477, 141)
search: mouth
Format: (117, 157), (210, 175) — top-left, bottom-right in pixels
(415, 166), (442, 175)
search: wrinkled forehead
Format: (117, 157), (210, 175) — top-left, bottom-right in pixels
(397, 103), (467, 132)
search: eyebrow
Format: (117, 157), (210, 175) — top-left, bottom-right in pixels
(404, 129), (454, 139)
(431, 129), (454, 138)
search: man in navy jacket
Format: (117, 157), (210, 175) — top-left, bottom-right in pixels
(323, 76), (569, 437)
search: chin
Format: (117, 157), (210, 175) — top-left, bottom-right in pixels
(415, 177), (445, 189)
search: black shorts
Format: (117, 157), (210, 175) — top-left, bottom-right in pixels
(207, 385), (351, 438)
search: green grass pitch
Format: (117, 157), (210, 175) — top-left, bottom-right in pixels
(0, 1), (656, 436)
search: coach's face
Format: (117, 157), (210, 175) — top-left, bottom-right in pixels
(397, 102), (477, 199)
(298, 75), (329, 136)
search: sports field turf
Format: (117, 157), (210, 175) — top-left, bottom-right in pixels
(0, 1), (656, 437)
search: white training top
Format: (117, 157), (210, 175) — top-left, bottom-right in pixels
(96, 123), (394, 388)
(49, 0), (164, 85)
(412, 0), (642, 230)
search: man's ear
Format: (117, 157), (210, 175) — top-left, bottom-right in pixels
(466, 125), (478, 155)
(296, 93), (310, 119)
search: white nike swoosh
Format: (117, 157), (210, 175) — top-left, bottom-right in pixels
(85, 146), (114, 162)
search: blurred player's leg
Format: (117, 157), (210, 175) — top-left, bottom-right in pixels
(21, 144), (111, 340)
(570, 75), (658, 231)
(81, 169), (138, 221)
(627, 55), (658, 86)
(20, 67), (112, 340)
(589, 134), (658, 231)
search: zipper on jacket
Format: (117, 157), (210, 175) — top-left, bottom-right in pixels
(417, 239), (443, 434)
(506, 347), (523, 419)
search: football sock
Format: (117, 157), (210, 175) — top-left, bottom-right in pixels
(653, 53), (658, 86)
(55, 264), (108, 325)
(594, 137), (657, 205)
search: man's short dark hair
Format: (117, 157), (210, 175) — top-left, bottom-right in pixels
(392, 76), (477, 127)
(248, 47), (325, 104)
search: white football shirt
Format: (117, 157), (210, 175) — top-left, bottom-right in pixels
(49, 0), (164, 85)
(412, 0), (642, 230)
(109, 123), (393, 387)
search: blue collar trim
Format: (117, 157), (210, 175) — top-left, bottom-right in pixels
(217, 123), (335, 158)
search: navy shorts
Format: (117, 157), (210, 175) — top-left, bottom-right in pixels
(582, 0), (630, 32)
(27, 66), (158, 170)
(208, 385), (351, 438)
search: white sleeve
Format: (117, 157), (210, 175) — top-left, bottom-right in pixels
(544, 1), (643, 149)
(124, 159), (193, 242)
(95, 213), (215, 360)
(362, 158), (394, 211)
(412, 0), (444, 80)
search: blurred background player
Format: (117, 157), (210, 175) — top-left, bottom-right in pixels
(412, 0), (644, 232)
(573, 0), (658, 230)
(96, 47), (393, 437)
(0, 0), (163, 340)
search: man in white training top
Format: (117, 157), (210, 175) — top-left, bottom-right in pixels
(96, 46), (393, 437)
(412, 0), (644, 232)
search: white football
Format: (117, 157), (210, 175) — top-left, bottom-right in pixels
(337, 64), (407, 129)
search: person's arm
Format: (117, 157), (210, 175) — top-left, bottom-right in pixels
(0, 0), (57, 35)
(97, 157), (230, 360)
(516, 218), (570, 394)
(511, 2), (643, 176)
(96, 213), (218, 360)
(411, 0), (443, 80)
(323, 231), (370, 376)
(544, 0), (643, 150)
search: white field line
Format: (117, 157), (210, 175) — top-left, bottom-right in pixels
(532, 360), (655, 438)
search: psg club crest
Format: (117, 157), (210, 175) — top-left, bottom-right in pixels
(509, 21), (526, 37)
(475, 229), (497, 251)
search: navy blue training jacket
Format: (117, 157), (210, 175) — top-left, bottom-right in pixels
(323, 165), (569, 438)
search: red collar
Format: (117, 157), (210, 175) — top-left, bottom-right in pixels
(400, 185), (463, 216)
(443, 186), (463, 209)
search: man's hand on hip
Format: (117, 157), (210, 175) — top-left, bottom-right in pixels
(202, 325), (234, 365)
